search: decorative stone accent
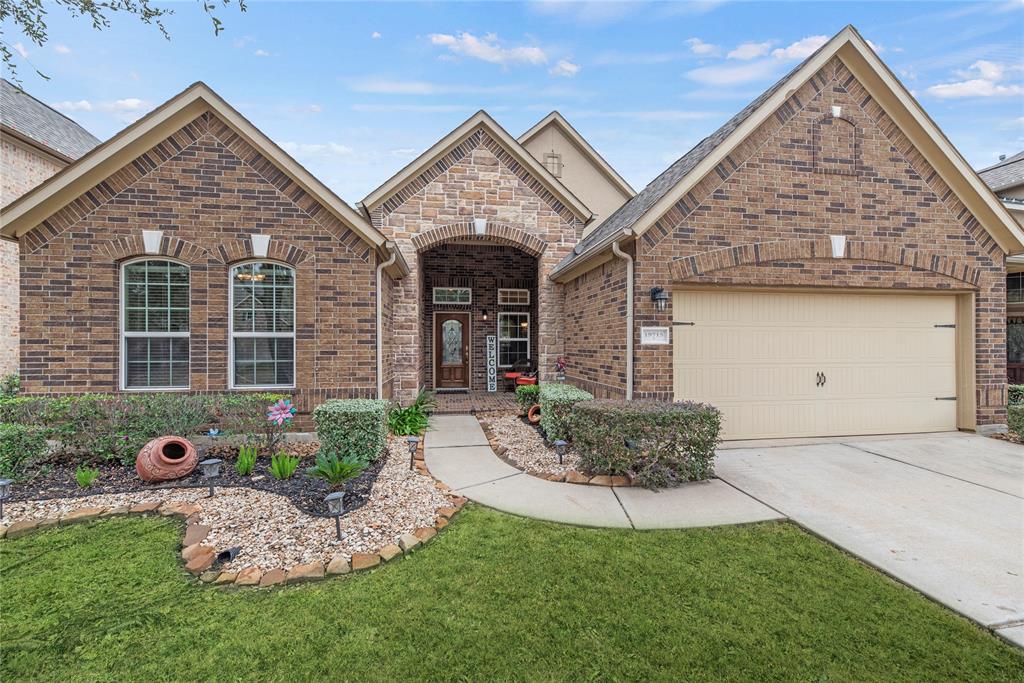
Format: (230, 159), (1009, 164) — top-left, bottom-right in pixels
(286, 562), (325, 584)
(183, 524), (211, 546)
(379, 544), (403, 562)
(610, 476), (631, 487)
(434, 517), (449, 530)
(413, 527), (437, 542)
(200, 570), (219, 584)
(234, 567), (262, 586)
(351, 553), (381, 571)
(436, 507), (458, 520)
(130, 501), (161, 514)
(36, 518), (60, 530)
(159, 501), (201, 518)
(398, 533), (421, 553)
(61, 507), (105, 525)
(565, 471), (589, 484)
(326, 556), (351, 575)
(181, 543), (207, 562)
(5, 519), (38, 539)
(588, 475), (613, 487)
(214, 572), (238, 585)
(101, 506), (131, 517)
(185, 547), (216, 574)
(259, 568), (287, 587)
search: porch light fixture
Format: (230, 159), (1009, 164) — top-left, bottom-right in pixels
(481, 309), (489, 321)
(406, 436), (420, 471)
(553, 440), (567, 465)
(0, 478), (11, 519)
(199, 458), (222, 497)
(650, 287), (669, 312)
(325, 491), (345, 540)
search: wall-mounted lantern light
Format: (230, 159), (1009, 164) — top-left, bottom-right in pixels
(649, 287), (669, 312)
(481, 309), (489, 321)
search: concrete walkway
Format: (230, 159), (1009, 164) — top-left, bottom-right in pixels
(424, 415), (782, 530)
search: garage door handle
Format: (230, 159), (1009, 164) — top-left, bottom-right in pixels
(816, 372), (822, 387)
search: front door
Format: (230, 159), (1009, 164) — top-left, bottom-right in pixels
(435, 313), (470, 389)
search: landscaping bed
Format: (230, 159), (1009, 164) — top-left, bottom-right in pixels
(478, 413), (580, 478)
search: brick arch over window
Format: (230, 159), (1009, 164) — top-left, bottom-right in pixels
(95, 234), (209, 264)
(209, 238), (314, 267)
(410, 222), (547, 257)
(669, 237), (982, 286)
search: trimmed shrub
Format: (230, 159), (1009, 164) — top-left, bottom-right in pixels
(1009, 385), (1024, 406)
(1009, 405), (1024, 437)
(515, 384), (540, 412)
(570, 400), (722, 490)
(0, 374), (20, 399)
(539, 383), (593, 441)
(313, 399), (390, 464)
(0, 423), (49, 480)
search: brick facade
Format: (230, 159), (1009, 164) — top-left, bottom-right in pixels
(17, 111), (382, 412)
(369, 128), (584, 402)
(620, 57), (1005, 426)
(563, 254), (629, 398)
(1, 137), (68, 376)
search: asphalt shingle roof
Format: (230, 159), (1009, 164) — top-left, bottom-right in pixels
(554, 39), (830, 275)
(1, 79), (100, 160)
(978, 151), (1024, 193)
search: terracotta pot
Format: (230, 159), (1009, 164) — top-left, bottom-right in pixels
(136, 436), (199, 483)
(527, 404), (542, 424)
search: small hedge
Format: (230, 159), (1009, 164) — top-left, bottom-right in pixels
(570, 400), (722, 490)
(1009, 405), (1024, 437)
(539, 383), (593, 441)
(313, 399), (389, 464)
(1010, 385), (1024, 406)
(515, 384), (540, 412)
(0, 423), (49, 480)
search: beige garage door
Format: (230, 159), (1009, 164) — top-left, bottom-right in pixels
(673, 290), (958, 440)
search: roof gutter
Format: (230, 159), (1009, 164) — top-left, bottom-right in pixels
(611, 238), (634, 401)
(550, 228), (633, 282)
(376, 241), (399, 399)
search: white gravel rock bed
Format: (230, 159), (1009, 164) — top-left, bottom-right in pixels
(4, 438), (451, 572)
(483, 415), (580, 477)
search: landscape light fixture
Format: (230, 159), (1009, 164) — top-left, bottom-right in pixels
(553, 440), (567, 465)
(325, 491), (346, 540)
(0, 478), (11, 519)
(199, 458), (222, 497)
(407, 436), (420, 470)
(650, 287), (669, 312)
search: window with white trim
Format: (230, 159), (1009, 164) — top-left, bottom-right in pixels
(497, 288), (530, 306)
(230, 262), (295, 388)
(498, 312), (530, 367)
(122, 259), (190, 389)
(433, 287), (471, 304)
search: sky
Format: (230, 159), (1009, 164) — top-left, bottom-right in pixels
(3, 1), (1023, 202)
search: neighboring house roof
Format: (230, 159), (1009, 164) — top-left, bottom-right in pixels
(361, 110), (593, 223)
(552, 25), (1024, 280)
(0, 82), (407, 274)
(978, 150), (1024, 193)
(518, 111), (636, 198)
(0, 78), (100, 161)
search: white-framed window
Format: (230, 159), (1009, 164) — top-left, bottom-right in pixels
(497, 288), (530, 306)
(121, 258), (190, 390)
(433, 287), (472, 305)
(230, 261), (295, 389)
(498, 312), (530, 367)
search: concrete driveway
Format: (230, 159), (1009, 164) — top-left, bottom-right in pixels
(716, 433), (1024, 646)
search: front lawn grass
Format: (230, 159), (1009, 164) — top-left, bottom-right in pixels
(2, 506), (1021, 682)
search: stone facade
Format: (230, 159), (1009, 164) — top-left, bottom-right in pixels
(620, 57), (1004, 426)
(369, 128), (584, 402)
(1, 137), (69, 376)
(17, 111), (382, 410)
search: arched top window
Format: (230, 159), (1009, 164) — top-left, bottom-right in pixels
(121, 258), (190, 390)
(229, 261), (296, 389)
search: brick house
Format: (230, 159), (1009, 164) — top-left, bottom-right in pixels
(0, 79), (101, 375)
(2, 26), (1022, 439)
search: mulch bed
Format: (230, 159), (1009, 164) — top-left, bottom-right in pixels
(11, 441), (385, 517)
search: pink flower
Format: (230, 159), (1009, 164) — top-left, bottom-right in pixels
(267, 399), (296, 426)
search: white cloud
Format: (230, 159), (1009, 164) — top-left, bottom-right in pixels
(549, 59), (580, 77)
(371, 31), (382, 39)
(927, 60), (1024, 98)
(53, 44), (72, 55)
(307, 104), (323, 113)
(12, 42), (28, 59)
(686, 60), (781, 85)
(52, 97), (152, 123)
(727, 41), (772, 60)
(685, 38), (719, 56)
(279, 142), (354, 158)
(52, 99), (93, 112)
(254, 49), (271, 57)
(771, 35), (828, 60)
(866, 39), (884, 54)
(233, 36), (254, 48)
(348, 79), (520, 95)
(428, 32), (547, 65)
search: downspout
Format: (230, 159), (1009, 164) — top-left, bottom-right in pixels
(376, 243), (398, 399)
(611, 239), (634, 400)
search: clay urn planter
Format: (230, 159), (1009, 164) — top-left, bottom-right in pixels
(136, 436), (199, 483)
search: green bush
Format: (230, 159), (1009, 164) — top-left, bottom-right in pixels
(216, 393), (291, 451)
(313, 399), (390, 464)
(1009, 385), (1024, 406)
(388, 390), (435, 436)
(268, 452), (300, 480)
(75, 466), (100, 488)
(0, 374), (20, 399)
(0, 423), (49, 480)
(570, 400), (722, 490)
(515, 384), (540, 412)
(1009, 405), (1024, 437)
(235, 444), (258, 476)
(306, 449), (366, 486)
(538, 383), (593, 441)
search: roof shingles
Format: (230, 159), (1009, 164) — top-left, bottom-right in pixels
(1, 79), (100, 160)
(978, 151), (1024, 194)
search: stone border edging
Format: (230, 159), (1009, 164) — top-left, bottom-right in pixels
(0, 437), (467, 589)
(476, 417), (632, 487)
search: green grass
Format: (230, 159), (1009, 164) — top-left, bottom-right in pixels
(2, 507), (1021, 682)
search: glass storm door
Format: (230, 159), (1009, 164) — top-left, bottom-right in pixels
(435, 313), (470, 389)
